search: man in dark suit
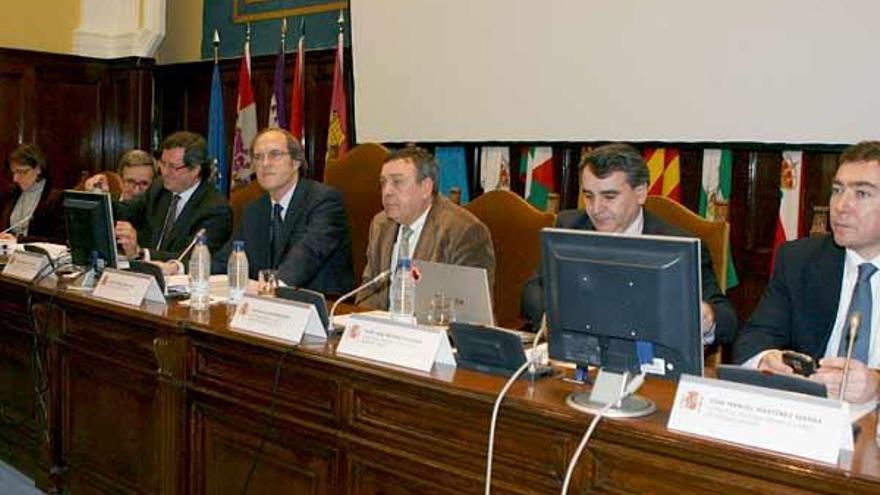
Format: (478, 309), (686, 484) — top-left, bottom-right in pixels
(357, 146), (494, 310)
(212, 128), (354, 296)
(521, 143), (737, 344)
(734, 141), (880, 404)
(85, 131), (232, 269)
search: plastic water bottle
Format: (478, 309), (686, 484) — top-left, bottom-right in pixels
(188, 233), (211, 310)
(389, 258), (416, 320)
(227, 240), (248, 305)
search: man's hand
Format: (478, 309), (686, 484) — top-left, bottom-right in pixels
(84, 174), (109, 192)
(700, 301), (716, 340)
(811, 356), (879, 404)
(149, 260), (180, 276)
(757, 349), (795, 374)
(115, 221), (140, 257)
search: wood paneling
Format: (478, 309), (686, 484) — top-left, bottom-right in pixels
(0, 48), (153, 190)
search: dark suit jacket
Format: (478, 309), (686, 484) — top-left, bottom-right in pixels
(521, 209), (738, 344)
(733, 236), (844, 363)
(0, 180), (64, 243)
(116, 180), (232, 261)
(356, 195), (495, 310)
(212, 179), (354, 296)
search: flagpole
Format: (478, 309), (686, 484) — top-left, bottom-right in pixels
(212, 29), (219, 64)
(212, 29), (220, 186)
(300, 17), (307, 151)
(281, 17), (287, 51)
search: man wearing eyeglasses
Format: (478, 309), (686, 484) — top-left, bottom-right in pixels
(85, 131), (232, 267)
(212, 128), (354, 295)
(117, 149), (156, 201)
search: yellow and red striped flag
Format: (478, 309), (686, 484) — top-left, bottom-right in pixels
(643, 148), (681, 202)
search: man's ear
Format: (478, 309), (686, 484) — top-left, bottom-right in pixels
(635, 183), (648, 204)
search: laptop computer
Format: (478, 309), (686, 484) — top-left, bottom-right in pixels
(413, 260), (494, 326)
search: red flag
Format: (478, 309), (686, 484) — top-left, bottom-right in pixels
(326, 21), (348, 161)
(643, 148), (681, 202)
(770, 150), (805, 271)
(232, 40), (257, 190)
(289, 31), (305, 142)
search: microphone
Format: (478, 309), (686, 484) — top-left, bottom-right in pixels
(1, 215), (32, 235)
(175, 228), (207, 263)
(838, 312), (862, 401)
(327, 269), (392, 333)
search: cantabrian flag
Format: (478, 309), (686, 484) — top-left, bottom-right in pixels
(289, 23), (305, 142)
(771, 150), (805, 271)
(643, 148), (682, 202)
(519, 146), (555, 210)
(326, 15), (348, 161)
(231, 38), (257, 190)
(699, 149), (739, 289)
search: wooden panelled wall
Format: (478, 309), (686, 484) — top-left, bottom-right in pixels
(0, 48), (153, 193)
(0, 47), (844, 322)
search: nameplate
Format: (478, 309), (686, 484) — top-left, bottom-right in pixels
(668, 374), (852, 464)
(336, 314), (455, 372)
(230, 295), (326, 345)
(92, 268), (165, 306)
(2, 250), (50, 282)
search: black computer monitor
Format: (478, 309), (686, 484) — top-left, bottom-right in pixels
(63, 190), (118, 271)
(541, 228), (703, 416)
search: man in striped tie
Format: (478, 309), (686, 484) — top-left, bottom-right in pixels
(735, 141), (880, 404)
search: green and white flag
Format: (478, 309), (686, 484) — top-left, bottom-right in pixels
(699, 149), (739, 289)
(519, 146), (555, 209)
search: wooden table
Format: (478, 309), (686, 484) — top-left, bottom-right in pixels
(0, 275), (878, 494)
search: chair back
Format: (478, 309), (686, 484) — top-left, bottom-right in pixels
(465, 190), (556, 328)
(230, 180), (264, 231)
(644, 195), (729, 291)
(324, 143), (390, 280)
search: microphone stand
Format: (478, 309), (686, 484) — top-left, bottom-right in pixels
(838, 313), (862, 401)
(327, 270), (391, 333)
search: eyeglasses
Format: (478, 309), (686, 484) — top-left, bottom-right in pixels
(158, 160), (189, 172)
(251, 150), (291, 163)
(10, 167), (34, 176)
(124, 178), (152, 189)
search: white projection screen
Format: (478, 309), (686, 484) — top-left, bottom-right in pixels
(351, 0), (880, 144)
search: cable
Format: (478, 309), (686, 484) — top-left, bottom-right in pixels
(240, 347), (291, 495)
(484, 325), (546, 494)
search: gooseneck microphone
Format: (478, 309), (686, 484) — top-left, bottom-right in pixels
(175, 228), (207, 263)
(327, 270), (392, 332)
(1, 215), (32, 235)
(838, 312), (862, 401)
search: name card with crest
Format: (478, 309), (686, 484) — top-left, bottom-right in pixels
(92, 268), (165, 306)
(230, 295), (326, 345)
(668, 374), (852, 464)
(336, 313), (455, 372)
(2, 250), (51, 282)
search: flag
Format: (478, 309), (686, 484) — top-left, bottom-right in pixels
(232, 39), (257, 190)
(267, 39), (287, 129)
(435, 146), (470, 204)
(771, 150), (805, 271)
(519, 146), (555, 210)
(699, 149), (739, 289)
(207, 62), (228, 196)
(643, 148), (681, 201)
(479, 146), (510, 192)
(289, 27), (305, 142)
(326, 21), (348, 161)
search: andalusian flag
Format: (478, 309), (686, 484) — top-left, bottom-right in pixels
(699, 149), (739, 289)
(771, 150), (805, 271)
(326, 13), (348, 161)
(643, 148), (682, 202)
(519, 146), (555, 210)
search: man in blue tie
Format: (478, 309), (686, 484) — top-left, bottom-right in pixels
(734, 141), (880, 404)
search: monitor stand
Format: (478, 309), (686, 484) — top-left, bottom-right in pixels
(566, 369), (656, 418)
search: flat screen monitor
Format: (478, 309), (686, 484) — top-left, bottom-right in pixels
(63, 190), (118, 270)
(541, 228), (703, 381)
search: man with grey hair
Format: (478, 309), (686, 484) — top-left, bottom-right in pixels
(357, 146), (495, 309)
(117, 149), (156, 201)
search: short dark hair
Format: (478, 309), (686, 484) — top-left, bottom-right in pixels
(117, 149), (156, 175)
(160, 131), (209, 179)
(250, 128), (306, 166)
(8, 143), (47, 178)
(579, 143), (649, 189)
(383, 146), (438, 193)
(839, 141), (880, 166)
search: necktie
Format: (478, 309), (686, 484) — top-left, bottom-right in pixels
(156, 194), (181, 250)
(839, 262), (878, 362)
(269, 203), (284, 268)
(399, 225), (414, 260)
